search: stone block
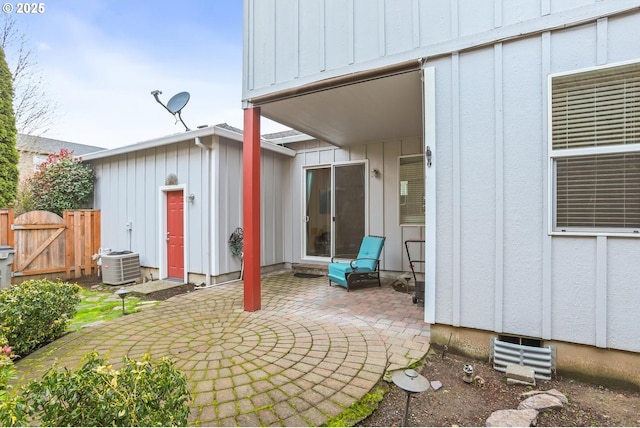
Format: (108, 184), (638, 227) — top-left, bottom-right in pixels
(506, 364), (536, 385)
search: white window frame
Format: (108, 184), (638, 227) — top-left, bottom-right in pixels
(548, 59), (640, 237)
(33, 155), (47, 172)
(398, 154), (425, 226)
(301, 160), (370, 261)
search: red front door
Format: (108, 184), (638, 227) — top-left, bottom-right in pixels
(167, 190), (184, 279)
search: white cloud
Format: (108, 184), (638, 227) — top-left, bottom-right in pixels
(19, 1), (291, 149)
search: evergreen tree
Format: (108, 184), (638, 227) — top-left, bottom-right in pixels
(0, 47), (18, 207)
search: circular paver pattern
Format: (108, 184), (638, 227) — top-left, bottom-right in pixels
(14, 284), (389, 426)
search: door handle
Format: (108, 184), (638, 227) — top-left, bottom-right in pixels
(305, 216), (309, 222)
(166, 232), (170, 242)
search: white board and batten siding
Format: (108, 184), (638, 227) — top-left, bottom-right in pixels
(282, 138), (425, 273)
(90, 138), (208, 272)
(244, 0), (640, 352)
(88, 132), (289, 280)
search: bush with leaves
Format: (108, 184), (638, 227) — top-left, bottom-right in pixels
(26, 148), (95, 216)
(0, 336), (28, 427)
(23, 352), (191, 426)
(12, 180), (34, 216)
(0, 279), (80, 356)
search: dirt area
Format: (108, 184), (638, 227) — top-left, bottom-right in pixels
(358, 350), (640, 427)
(73, 276), (640, 427)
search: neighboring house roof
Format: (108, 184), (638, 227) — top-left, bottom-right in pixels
(262, 129), (314, 145)
(262, 129), (303, 139)
(81, 123), (295, 161)
(16, 134), (105, 156)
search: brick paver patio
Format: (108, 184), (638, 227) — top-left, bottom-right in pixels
(14, 272), (430, 426)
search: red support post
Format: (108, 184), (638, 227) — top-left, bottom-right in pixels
(243, 107), (261, 311)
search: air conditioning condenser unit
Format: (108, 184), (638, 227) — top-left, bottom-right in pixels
(101, 251), (141, 285)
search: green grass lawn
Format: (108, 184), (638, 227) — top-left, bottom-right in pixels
(69, 288), (156, 331)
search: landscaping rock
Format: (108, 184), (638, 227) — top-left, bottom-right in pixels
(486, 408), (538, 427)
(430, 380), (442, 391)
(520, 388), (568, 404)
(518, 393), (564, 411)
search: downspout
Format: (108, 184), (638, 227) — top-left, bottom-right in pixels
(195, 136), (212, 286)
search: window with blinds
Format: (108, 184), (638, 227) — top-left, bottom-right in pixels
(399, 155), (425, 225)
(551, 62), (640, 233)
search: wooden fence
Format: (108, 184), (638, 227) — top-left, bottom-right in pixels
(0, 209), (100, 284)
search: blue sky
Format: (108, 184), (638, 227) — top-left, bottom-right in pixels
(6, 0), (286, 149)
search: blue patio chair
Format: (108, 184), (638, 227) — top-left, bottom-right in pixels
(328, 235), (386, 291)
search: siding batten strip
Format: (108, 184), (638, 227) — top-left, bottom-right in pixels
(412, 0), (421, 48)
(541, 31), (552, 340)
(494, 43), (504, 333)
(293, 1), (299, 79)
(271, 1), (276, 85)
(596, 17), (608, 65)
(378, 0), (385, 57)
(451, 0), (459, 39)
(452, 52), (461, 327)
(596, 236), (608, 348)
(541, 0), (550, 16)
(320, 0), (326, 72)
(348, 0), (354, 64)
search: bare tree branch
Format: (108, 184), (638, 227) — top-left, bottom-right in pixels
(1, 15), (56, 136)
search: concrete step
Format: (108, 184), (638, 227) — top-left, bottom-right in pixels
(292, 263), (328, 277)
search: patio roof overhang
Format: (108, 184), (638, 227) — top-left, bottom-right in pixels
(246, 62), (424, 147)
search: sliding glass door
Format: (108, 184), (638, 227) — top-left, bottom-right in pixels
(305, 167), (331, 257)
(304, 162), (366, 260)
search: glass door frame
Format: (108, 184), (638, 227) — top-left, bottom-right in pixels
(302, 160), (369, 261)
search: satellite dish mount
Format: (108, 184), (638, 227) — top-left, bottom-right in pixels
(151, 90), (191, 131)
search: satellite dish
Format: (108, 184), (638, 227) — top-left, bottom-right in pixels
(167, 92), (190, 114)
(150, 89), (191, 131)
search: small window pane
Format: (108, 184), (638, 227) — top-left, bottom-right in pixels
(399, 155), (425, 225)
(552, 63), (640, 150)
(556, 153), (640, 229)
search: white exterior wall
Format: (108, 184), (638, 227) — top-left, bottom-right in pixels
(90, 139), (208, 273)
(212, 137), (289, 275)
(283, 138), (425, 272)
(244, 0), (640, 352)
(90, 136), (288, 279)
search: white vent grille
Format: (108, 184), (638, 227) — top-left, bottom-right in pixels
(101, 252), (141, 285)
(491, 337), (555, 380)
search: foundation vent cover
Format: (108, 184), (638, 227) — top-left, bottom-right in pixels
(490, 337), (555, 380)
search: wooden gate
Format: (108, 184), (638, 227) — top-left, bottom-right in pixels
(9, 210), (100, 283)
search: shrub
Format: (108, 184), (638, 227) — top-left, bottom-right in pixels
(26, 149), (95, 216)
(24, 352), (191, 426)
(0, 279), (81, 356)
(0, 337), (28, 427)
(12, 181), (35, 216)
